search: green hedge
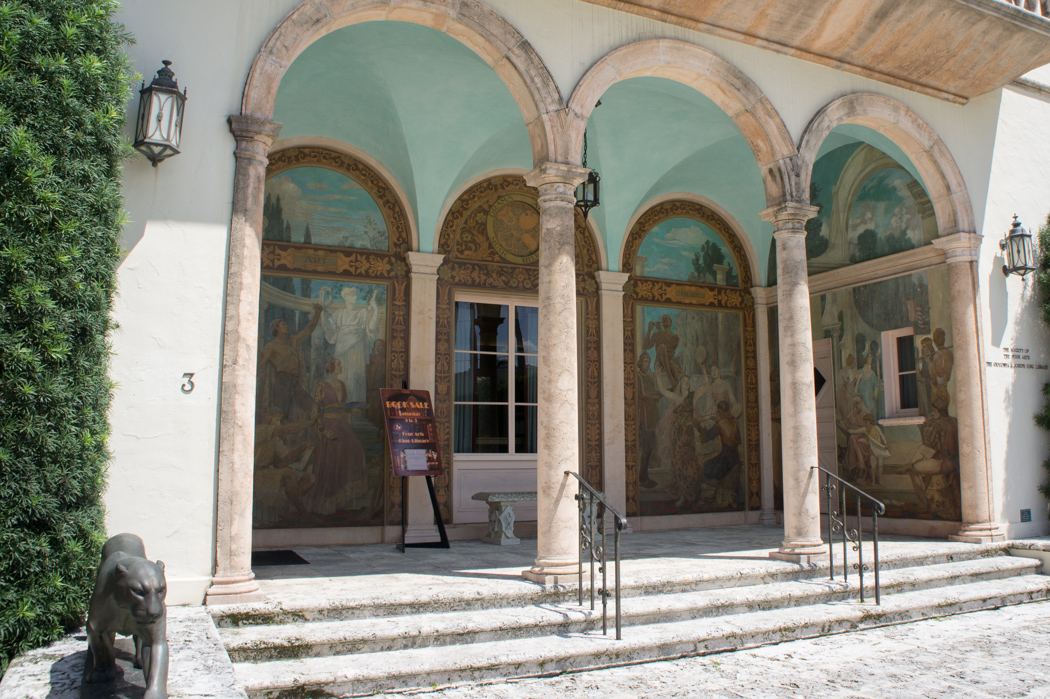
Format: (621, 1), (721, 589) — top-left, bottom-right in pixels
(0, 0), (130, 673)
(1036, 214), (1050, 504)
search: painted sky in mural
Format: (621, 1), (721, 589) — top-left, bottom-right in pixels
(846, 167), (925, 263)
(635, 305), (745, 516)
(638, 217), (739, 286)
(263, 166), (388, 251)
(769, 144), (932, 281)
(254, 275), (389, 529)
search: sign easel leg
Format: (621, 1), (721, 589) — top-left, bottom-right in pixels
(399, 475), (450, 550)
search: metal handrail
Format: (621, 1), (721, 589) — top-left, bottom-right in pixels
(813, 465), (886, 604)
(565, 471), (627, 639)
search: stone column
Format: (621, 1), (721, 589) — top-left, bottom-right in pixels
(932, 233), (1005, 543)
(751, 286), (778, 526)
(761, 203), (827, 563)
(206, 115), (281, 605)
(404, 251), (446, 543)
(522, 163), (589, 587)
(596, 270), (632, 528)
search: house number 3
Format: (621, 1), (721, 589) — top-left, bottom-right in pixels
(181, 373), (195, 394)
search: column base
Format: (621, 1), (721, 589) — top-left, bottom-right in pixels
(769, 537), (828, 564)
(758, 509), (778, 526)
(403, 524), (441, 545)
(522, 557), (579, 589)
(205, 571), (264, 606)
(949, 522), (1007, 544)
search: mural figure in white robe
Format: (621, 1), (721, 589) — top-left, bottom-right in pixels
(320, 286), (379, 405)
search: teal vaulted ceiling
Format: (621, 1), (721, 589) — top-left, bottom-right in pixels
(816, 124), (926, 189)
(583, 77), (771, 279)
(274, 21), (533, 252)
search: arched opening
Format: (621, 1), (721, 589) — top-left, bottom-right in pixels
(621, 200), (759, 522)
(252, 146), (412, 543)
(433, 175), (604, 526)
(766, 121), (964, 526)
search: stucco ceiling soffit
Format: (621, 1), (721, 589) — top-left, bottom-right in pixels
(577, 0), (1050, 103)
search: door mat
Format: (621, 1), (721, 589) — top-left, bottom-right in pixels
(252, 549), (309, 567)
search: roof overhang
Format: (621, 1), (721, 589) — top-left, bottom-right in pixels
(577, 0), (1050, 103)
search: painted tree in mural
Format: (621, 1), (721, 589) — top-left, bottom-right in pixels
(1034, 213), (1050, 502)
(0, 0), (131, 672)
(805, 182), (830, 259)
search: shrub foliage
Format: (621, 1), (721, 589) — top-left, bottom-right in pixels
(1035, 214), (1050, 502)
(0, 0), (130, 673)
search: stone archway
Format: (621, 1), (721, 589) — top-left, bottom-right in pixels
(241, 0), (564, 165)
(797, 93), (975, 239)
(566, 39), (798, 208)
(619, 199), (759, 519)
(209, 1), (569, 604)
(431, 175), (605, 522)
(797, 93), (1000, 543)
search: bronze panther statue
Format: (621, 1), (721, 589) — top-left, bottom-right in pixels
(82, 533), (168, 699)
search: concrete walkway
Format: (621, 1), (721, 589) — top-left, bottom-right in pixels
(372, 599), (1050, 698)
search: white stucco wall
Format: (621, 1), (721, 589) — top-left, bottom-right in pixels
(110, 0), (291, 604)
(106, 0), (1050, 605)
(978, 83), (1050, 539)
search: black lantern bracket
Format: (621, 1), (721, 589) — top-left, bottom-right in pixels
(134, 60), (188, 167)
(1000, 214), (1037, 277)
(575, 129), (601, 220)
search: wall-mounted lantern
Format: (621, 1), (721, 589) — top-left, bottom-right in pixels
(133, 60), (187, 167)
(1000, 214), (1037, 277)
(575, 130), (601, 220)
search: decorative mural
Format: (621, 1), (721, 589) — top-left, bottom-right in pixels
(767, 143), (936, 282)
(816, 268), (960, 521)
(263, 166), (389, 251)
(254, 147), (410, 530)
(767, 141), (957, 521)
(636, 217), (739, 286)
(433, 176), (604, 520)
(255, 277), (389, 528)
(623, 200), (759, 517)
(634, 305), (746, 514)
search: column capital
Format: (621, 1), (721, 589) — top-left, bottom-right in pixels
(406, 251), (446, 278)
(525, 162), (590, 191)
(931, 232), (982, 263)
(750, 286), (777, 307)
(760, 202), (820, 236)
(595, 270), (631, 295)
(228, 115), (282, 166)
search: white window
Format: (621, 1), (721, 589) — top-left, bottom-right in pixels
(881, 327), (920, 419)
(452, 297), (538, 455)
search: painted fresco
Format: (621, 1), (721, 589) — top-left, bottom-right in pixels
(816, 268), (960, 520)
(637, 217), (739, 286)
(844, 167), (925, 263)
(635, 305), (746, 515)
(254, 275), (389, 529)
(766, 144), (935, 282)
(263, 166), (388, 251)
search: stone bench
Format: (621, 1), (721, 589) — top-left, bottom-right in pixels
(471, 491), (537, 545)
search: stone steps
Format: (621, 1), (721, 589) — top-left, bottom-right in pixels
(211, 542), (1010, 627)
(231, 572), (1050, 698)
(220, 550), (1049, 697)
(222, 556), (1038, 663)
